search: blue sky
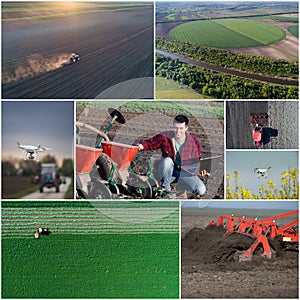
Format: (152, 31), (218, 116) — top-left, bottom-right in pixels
(226, 150), (298, 194)
(2, 101), (74, 165)
(182, 200), (298, 211)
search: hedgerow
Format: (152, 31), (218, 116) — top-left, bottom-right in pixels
(156, 54), (298, 99)
(156, 37), (298, 78)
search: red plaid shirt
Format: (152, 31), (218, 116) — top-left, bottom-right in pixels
(140, 131), (202, 166)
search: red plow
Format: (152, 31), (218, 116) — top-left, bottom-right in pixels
(208, 210), (298, 262)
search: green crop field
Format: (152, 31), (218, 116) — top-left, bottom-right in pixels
(169, 19), (285, 48)
(2, 201), (179, 298)
(156, 77), (212, 99)
(77, 99), (224, 117)
(288, 25), (299, 38)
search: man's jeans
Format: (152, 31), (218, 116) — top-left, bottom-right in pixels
(158, 157), (206, 195)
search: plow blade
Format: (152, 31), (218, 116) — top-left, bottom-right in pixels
(239, 235), (273, 262)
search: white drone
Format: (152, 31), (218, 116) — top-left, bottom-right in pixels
(254, 167), (271, 178)
(17, 142), (51, 161)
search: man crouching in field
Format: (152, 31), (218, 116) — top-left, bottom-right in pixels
(138, 115), (209, 198)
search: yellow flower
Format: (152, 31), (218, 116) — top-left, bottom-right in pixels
(267, 180), (276, 188)
(282, 171), (289, 177)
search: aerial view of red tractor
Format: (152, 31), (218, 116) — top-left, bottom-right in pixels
(250, 113), (269, 148)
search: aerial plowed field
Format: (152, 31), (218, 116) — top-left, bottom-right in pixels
(226, 101), (298, 149)
(2, 3), (154, 99)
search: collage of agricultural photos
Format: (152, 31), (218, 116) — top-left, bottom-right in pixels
(0, 0), (299, 299)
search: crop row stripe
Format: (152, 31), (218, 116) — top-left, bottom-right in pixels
(2, 206), (179, 237)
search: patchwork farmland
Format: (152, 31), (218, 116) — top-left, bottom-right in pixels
(155, 2), (298, 99)
(2, 201), (179, 298)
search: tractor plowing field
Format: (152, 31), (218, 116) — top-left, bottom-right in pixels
(250, 113), (269, 148)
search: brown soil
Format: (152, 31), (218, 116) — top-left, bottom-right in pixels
(230, 20), (298, 61)
(76, 105), (224, 199)
(1, 176), (35, 198)
(181, 209), (299, 298)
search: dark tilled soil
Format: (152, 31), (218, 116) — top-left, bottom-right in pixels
(226, 101), (298, 149)
(2, 8), (154, 99)
(181, 212), (299, 298)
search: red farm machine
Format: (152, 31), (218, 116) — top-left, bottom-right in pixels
(208, 210), (298, 262)
(250, 113), (269, 149)
(76, 108), (160, 199)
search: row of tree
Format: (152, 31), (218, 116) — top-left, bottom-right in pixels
(2, 155), (73, 177)
(156, 55), (298, 99)
(156, 37), (298, 79)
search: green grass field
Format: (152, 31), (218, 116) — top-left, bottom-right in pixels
(2, 201), (179, 298)
(156, 77), (211, 99)
(77, 99), (224, 117)
(288, 25), (299, 38)
(169, 19), (285, 48)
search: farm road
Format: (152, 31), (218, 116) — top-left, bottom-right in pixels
(156, 50), (298, 87)
(2, 8), (154, 99)
(226, 101), (298, 149)
(21, 177), (72, 199)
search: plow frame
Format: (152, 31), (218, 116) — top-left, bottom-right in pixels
(210, 210), (298, 261)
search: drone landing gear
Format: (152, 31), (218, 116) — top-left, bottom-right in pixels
(23, 150), (39, 161)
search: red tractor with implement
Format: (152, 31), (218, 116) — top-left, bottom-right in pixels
(208, 210), (298, 262)
(250, 113), (269, 149)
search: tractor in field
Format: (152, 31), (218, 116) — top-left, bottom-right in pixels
(61, 53), (80, 66)
(34, 227), (50, 239)
(250, 113), (269, 149)
(39, 163), (63, 193)
(208, 210), (298, 261)
(70, 53), (80, 63)
(76, 108), (160, 199)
